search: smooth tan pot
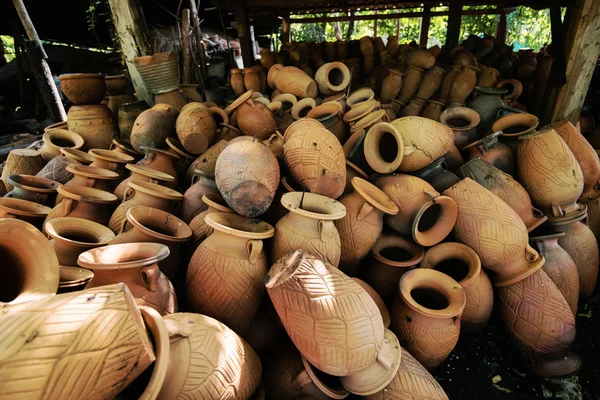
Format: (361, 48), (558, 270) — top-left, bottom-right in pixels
(439, 65), (462, 104)
(448, 66), (478, 108)
(273, 192), (346, 267)
(463, 131), (515, 175)
(186, 139), (228, 181)
(2, 149), (45, 191)
(175, 102), (217, 154)
(477, 67), (500, 87)
(231, 68), (246, 95)
(406, 48), (435, 69)
(415, 65), (446, 102)
(187, 193), (233, 252)
(137, 147), (179, 187)
(40, 129), (85, 162)
(58, 73), (106, 104)
(5, 174), (60, 206)
(61, 164), (119, 201)
(130, 106), (175, 153)
(244, 67), (261, 92)
(314, 62), (351, 96)
(182, 170), (220, 222)
(291, 98), (316, 120)
(440, 107), (480, 147)
(363, 122), (406, 174)
(60, 147), (94, 164)
(186, 212), (274, 335)
(227, 92), (278, 140)
(114, 163), (175, 201)
(67, 104), (116, 149)
(0, 198), (51, 230)
(89, 148), (134, 185)
(380, 69), (404, 103)
(397, 66), (423, 105)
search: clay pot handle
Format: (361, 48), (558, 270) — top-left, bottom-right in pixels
(318, 220), (335, 242)
(550, 202), (565, 218)
(57, 198), (77, 218)
(376, 349), (394, 370)
(119, 218), (133, 235)
(423, 191), (439, 202)
(357, 201), (375, 221)
(246, 239), (263, 264)
(140, 264), (160, 292)
(291, 370), (313, 390)
(122, 187), (136, 203)
(524, 244), (541, 263)
(191, 174), (200, 185)
(109, 142), (117, 151)
(163, 317), (193, 344)
(404, 145), (417, 155)
(137, 306), (170, 400)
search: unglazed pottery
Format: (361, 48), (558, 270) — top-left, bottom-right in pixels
(244, 67), (261, 92)
(380, 69), (403, 103)
(114, 163), (175, 200)
(439, 107), (480, 147)
(67, 104), (116, 149)
(5, 174), (60, 206)
(363, 122), (406, 173)
(175, 102), (217, 154)
(2, 149), (45, 190)
(117, 100), (150, 142)
(438, 65), (461, 104)
(448, 66), (478, 108)
(415, 65), (446, 102)
(346, 87), (375, 108)
(307, 102), (347, 144)
(0, 198), (51, 229)
(181, 170), (220, 222)
(58, 73), (106, 104)
(420, 100), (445, 121)
(314, 62), (351, 96)
(40, 129), (85, 162)
(462, 131), (515, 175)
(230, 92), (279, 140)
(57, 266), (94, 294)
(61, 164), (119, 198)
(60, 147), (94, 164)
(466, 86), (507, 137)
(105, 74), (127, 95)
(397, 66), (423, 105)
(110, 138), (141, 160)
(187, 139), (228, 183)
(89, 149), (134, 184)
(130, 104), (176, 153)
(187, 193), (233, 251)
(231, 68), (246, 95)
(413, 157), (461, 193)
(137, 147), (179, 186)
(165, 137), (196, 180)
(291, 98), (316, 120)
(44, 185), (118, 229)
(35, 156), (76, 186)
(477, 67), (500, 87)
(267, 65), (318, 98)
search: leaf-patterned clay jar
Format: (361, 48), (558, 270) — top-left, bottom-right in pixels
(273, 192), (346, 267)
(391, 268), (465, 370)
(175, 102), (217, 154)
(186, 212), (274, 335)
(187, 139), (228, 181)
(226, 91), (278, 140)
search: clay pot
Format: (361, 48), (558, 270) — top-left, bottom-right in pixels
(187, 139), (228, 180)
(335, 177), (399, 269)
(351, 109), (386, 134)
(110, 138), (141, 160)
(462, 131), (515, 175)
(165, 137), (195, 179)
(415, 66), (446, 102)
(413, 157), (460, 193)
(105, 74), (128, 95)
(260, 49), (276, 70)
(267, 65), (318, 98)
(44, 120), (68, 132)
(5, 174), (60, 206)
(118, 100), (150, 142)
(284, 119), (346, 199)
(227, 91), (278, 140)
(492, 112), (539, 154)
(391, 269), (465, 370)
(60, 148), (93, 164)
(57, 266), (94, 294)
(266, 249), (385, 376)
(175, 102), (217, 154)
(243, 67), (261, 92)
(130, 106), (175, 153)
(420, 100), (445, 121)
(58, 73), (106, 104)
(376, 174), (458, 246)
(380, 69), (403, 103)
(314, 62), (351, 96)
(67, 104), (116, 149)
(347, 88), (375, 108)
(273, 192), (346, 267)
(109, 205), (192, 282)
(477, 67), (500, 87)
(390, 116), (454, 172)
(2, 149), (45, 191)
(231, 68), (246, 95)
(448, 66), (478, 108)
(45, 217), (115, 266)
(440, 107), (480, 147)
(107, 94), (138, 118)
(443, 178), (545, 286)
(518, 126), (584, 219)
(0, 198), (51, 230)
(137, 147), (179, 187)
(291, 98), (316, 120)
(439, 65), (462, 104)
(363, 122), (406, 173)
(60, 164), (119, 201)
(399, 98), (426, 118)
(44, 185), (118, 229)
(420, 242), (493, 335)
(40, 129), (85, 162)
(497, 79), (524, 106)
(89, 149), (134, 186)
(466, 86), (507, 136)
(397, 66), (424, 105)
(187, 212), (274, 334)
(113, 163), (175, 200)
(108, 179), (183, 233)
(406, 48), (435, 69)
(187, 193), (232, 251)
(182, 170), (220, 222)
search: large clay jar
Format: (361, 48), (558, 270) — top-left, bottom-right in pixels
(89, 149), (134, 185)
(439, 107), (480, 147)
(376, 174), (458, 247)
(335, 177), (399, 269)
(244, 67), (261, 92)
(477, 67), (500, 87)
(137, 147), (179, 186)
(363, 122), (406, 174)
(380, 69), (404, 103)
(67, 104), (116, 149)
(467, 86), (507, 137)
(415, 66), (446, 102)
(182, 170), (220, 222)
(448, 66), (478, 108)
(391, 268), (465, 370)
(273, 191), (346, 267)
(61, 164), (119, 198)
(114, 163), (175, 200)
(438, 65), (462, 104)
(110, 138), (141, 160)
(118, 100), (150, 142)
(40, 129), (85, 162)
(443, 178), (545, 286)
(420, 242), (493, 335)
(227, 91), (278, 140)
(130, 105), (175, 153)
(284, 119), (346, 198)
(518, 126), (584, 220)
(2, 149), (45, 191)
(0, 198), (51, 230)
(456, 159), (547, 232)
(230, 69), (246, 98)
(58, 73), (106, 104)
(397, 66), (424, 106)
(530, 233), (579, 316)
(186, 212), (274, 334)
(268, 65), (318, 98)
(5, 174), (60, 206)
(187, 193), (233, 251)
(390, 117), (454, 172)
(314, 62), (351, 96)
(463, 131), (515, 175)
(406, 48), (435, 69)
(266, 249), (385, 376)
(175, 102), (217, 154)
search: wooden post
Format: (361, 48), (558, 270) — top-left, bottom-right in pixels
(346, 12), (355, 40)
(108, 0), (153, 105)
(419, 5), (431, 48)
(188, 0), (207, 85)
(373, 11), (378, 37)
(282, 13), (291, 43)
(446, 1), (463, 50)
(233, 0), (254, 67)
(496, 7), (507, 45)
(12, 0), (66, 122)
(181, 9), (192, 84)
(396, 17), (400, 37)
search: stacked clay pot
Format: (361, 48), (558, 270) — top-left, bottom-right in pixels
(175, 102), (217, 154)
(130, 103), (177, 153)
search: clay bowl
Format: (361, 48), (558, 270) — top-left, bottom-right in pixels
(58, 73), (107, 105)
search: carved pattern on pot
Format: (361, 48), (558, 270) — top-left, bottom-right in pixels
(314, 62), (351, 96)
(187, 194), (233, 251)
(2, 149), (45, 191)
(187, 139), (228, 182)
(67, 104), (116, 150)
(175, 102), (217, 154)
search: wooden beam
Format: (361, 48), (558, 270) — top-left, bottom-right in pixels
(495, 7), (507, 45)
(282, 13), (291, 43)
(182, 9), (192, 84)
(419, 5), (432, 48)
(445, 1), (463, 50)
(373, 10), (378, 37)
(233, 0), (255, 67)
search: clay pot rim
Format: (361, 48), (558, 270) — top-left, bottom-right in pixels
(346, 87), (375, 107)
(89, 149), (135, 163)
(78, 242), (170, 270)
(518, 124), (557, 141)
(497, 79), (523, 99)
(0, 197), (51, 217)
(208, 107), (231, 129)
(201, 193), (231, 213)
(57, 185), (119, 204)
(281, 191), (347, 220)
(267, 64), (284, 89)
(420, 242), (482, 288)
(45, 217), (115, 247)
(343, 100), (380, 122)
(372, 234), (424, 267)
(126, 164), (175, 182)
(126, 205), (192, 242)
(352, 177), (399, 215)
(43, 129), (85, 149)
(266, 101), (282, 113)
(281, 176), (301, 192)
(473, 86), (507, 95)
(66, 164), (120, 180)
(139, 146), (180, 161)
(61, 148), (95, 164)
(59, 266), (94, 287)
(58, 73), (105, 81)
(353, 109), (386, 132)
(291, 98), (317, 120)
(128, 179), (183, 200)
(323, 92), (346, 103)
(546, 204), (588, 227)
(272, 93), (298, 110)
(133, 51), (177, 67)
(364, 122), (405, 174)
(226, 90), (254, 113)
(205, 212), (274, 239)
(345, 159), (368, 179)
(530, 232), (566, 242)
(317, 62), (351, 93)
(494, 113), (539, 137)
(440, 107), (481, 131)
(399, 268), (466, 319)
(44, 121), (68, 132)
(300, 356), (350, 399)
(462, 130), (502, 150)
(412, 195), (458, 247)
(105, 74), (126, 81)
(352, 278), (391, 328)
(307, 102), (341, 120)
(7, 174), (61, 193)
(111, 139), (142, 157)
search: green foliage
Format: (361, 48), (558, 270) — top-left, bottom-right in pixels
(506, 7), (555, 50)
(1, 36), (15, 62)
(85, 0), (115, 49)
(460, 13), (500, 41)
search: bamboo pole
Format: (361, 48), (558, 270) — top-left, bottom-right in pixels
(182, 9), (192, 84)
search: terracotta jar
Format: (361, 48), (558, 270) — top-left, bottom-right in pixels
(187, 193), (233, 251)
(165, 137), (195, 180)
(267, 65), (318, 98)
(376, 174), (458, 247)
(45, 217), (115, 266)
(390, 117), (454, 172)
(89, 148), (134, 186)
(114, 163), (175, 200)
(448, 66), (478, 108)
(186, 212), (274, 334)
(443, 178), (545, 286)
(44, 120), (68, 132)
(67, 104), (116, 149)
(110, 138), (141, 160)
(57, 266), (94, 294)
(462, 131), (515, 175)
(345, 160), (368, 194)
(415, 66), (446, 102)
(273, 192), (346, 267)
(182, 170), (220, 222)
(400, 98), (426, 118)
(231, 68), (246, 95)
(291, 98), (317, 120)
(5, 174), (60, 206)
(491, 112), (539, 154)
(2, 149), (45, 190)
(397, 66), (424, 106)
(44, 185), (118, 229)
(477, 67), (500, 87)
(175, 102), (217, 154)
(107, 94), (138, 118)
(186, 139), (228, 181)
(467, 86), (507, 137)
(335, 177), (399, 269)
(56, 164), (118, 204)
(406, 48), (435, 69)
(284, 119), (346, 199)
(362, 122), (407, 174)
(58, 73), (106, 104)
(420, 242), (493, 334)
(40, 129), (85, 162)
(497, 79), (523, 107)
(134, 148), (178, 189)
(439, 65), (462, 104)
(413, 157), (460, 193)
(60, 147), (94, 165)
(365, 233), (424, 304)
(314, 62), (351, 96)
(440, 107), (480, 147)
(518, 126), (584, 220)
(105, 74), (127, 95)
(243, 67), (261, 92)
(420, 100), (445, 121)
(0, 198), (51, 230)
(130, 105), (175, 153)
(108, 179), (183, 233)
(227, 91), (278, 140)
(117, 100), (150, 142)
(457, 159), (547, 232)
(380, 69), (404, 103)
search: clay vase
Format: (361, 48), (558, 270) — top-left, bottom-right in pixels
(314, 62), (351, 96)
(0, 198), (51, 230)
(397, 66), (424, 106)
(420, 100), (445, 121)
(45, 217), (115, 266)
(335, 177), (399, 269)
(553, 119), (600, 202)
(376, 174), (458, 246)
(439, 107), (480, 147)
(530, 233), (579, 316)
(44, 185), (118, 229)
(273, 191), (346, 267)
(420, 242), (494, 335)
(466, 86), (507, 137)
(110, 138), (141, 160)
(187, 193), (233, 251)
(231, 68), (246, 95)
(362, 122), (406, 174)
(58, 73), (106, 104)
(492, 113), (539, 154)
(448, 66), (478, 108)
(306, 103), (348, 144)
(400, 98), (426, 118)
(284, 119), (346, 199)
(175, 102), (217, 154)
(113, 163), (175, 200)
(40, 129), (85, 162)
(267, 65), (318, 98)
(415, 66), (446, 102)
(165, 137), (196, 180)
(244, 67), (261, 92)
(365, 233), (424, 304)
(5, 174), (60, 206)
(108, 180), (183, 233)
(439, 65), (462, 104)
(117, 100), (150, 142)
(181, 170), (220, 222)
(477, 67), (500, 87)
(266, 249), (385, 376)
(2, 149), (45, 191)
(291, 98), (317, 120)
(518, 126), (584, 220)
(186, 212), (274, 334)
(130, 105), (175, 153)
(548, 210), (599, 298)
(443, 178), (545, 286)
(67, 104), (116, 149)
(227, 91), (278, 140)
(187, 139), (228, 180)
(390, 117), (454, 172)
(463, 131), (515, 175)
(380, 69), (404, 103)
(456, 159), (547, 232)
(413, 157), (460, 193)
(60, 148), (94, 164)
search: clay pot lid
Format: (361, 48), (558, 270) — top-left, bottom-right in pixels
(291, 98), (316, 120)
(58, 73), (105, 81)
(546, 203), (588, 226)
(61, 148), (95, 164)
(281, 192), (346, 221)
(494, 113), (539, 137)
(353, 109), (386, 132)
(530, 232), (566, 242)
(45, 217), (115, 245)
(89, 149), (135, 164)
(351, 278), (390, 328)
(343, 100), (380, 123)
(57, 185), (119, 204)
(399, 268), (466, 319)
(165, 137), (195, 161)
(126, 205), (192, 242)
(128, 179), (183, 201)
(0, 197), (51, 217)
(205, 212), (274, 240)
(226, 90), (254, 113)
(7, 174), (61, 192)
(345, 159), (368, 179)
(202, 193), (231, 213)
(462, 130), (502, 151)
(44, 129), (85, 148)
(126, 164), (175, 182)
(139, 146), (180, 160)
(372, 234), (424, 267)
(419, 242), (481, 288)
(78, 242), (170, 269)
(339, 329), (401, 396)
(66, 164), (119, 180)
(111, 139), (141, 157)
(351, 177), (399, 215)
(440, 107), (480, 131)
(300, 356), (350, 399)
(346, 88), (375, 107)
(59, 266), (94, 287)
